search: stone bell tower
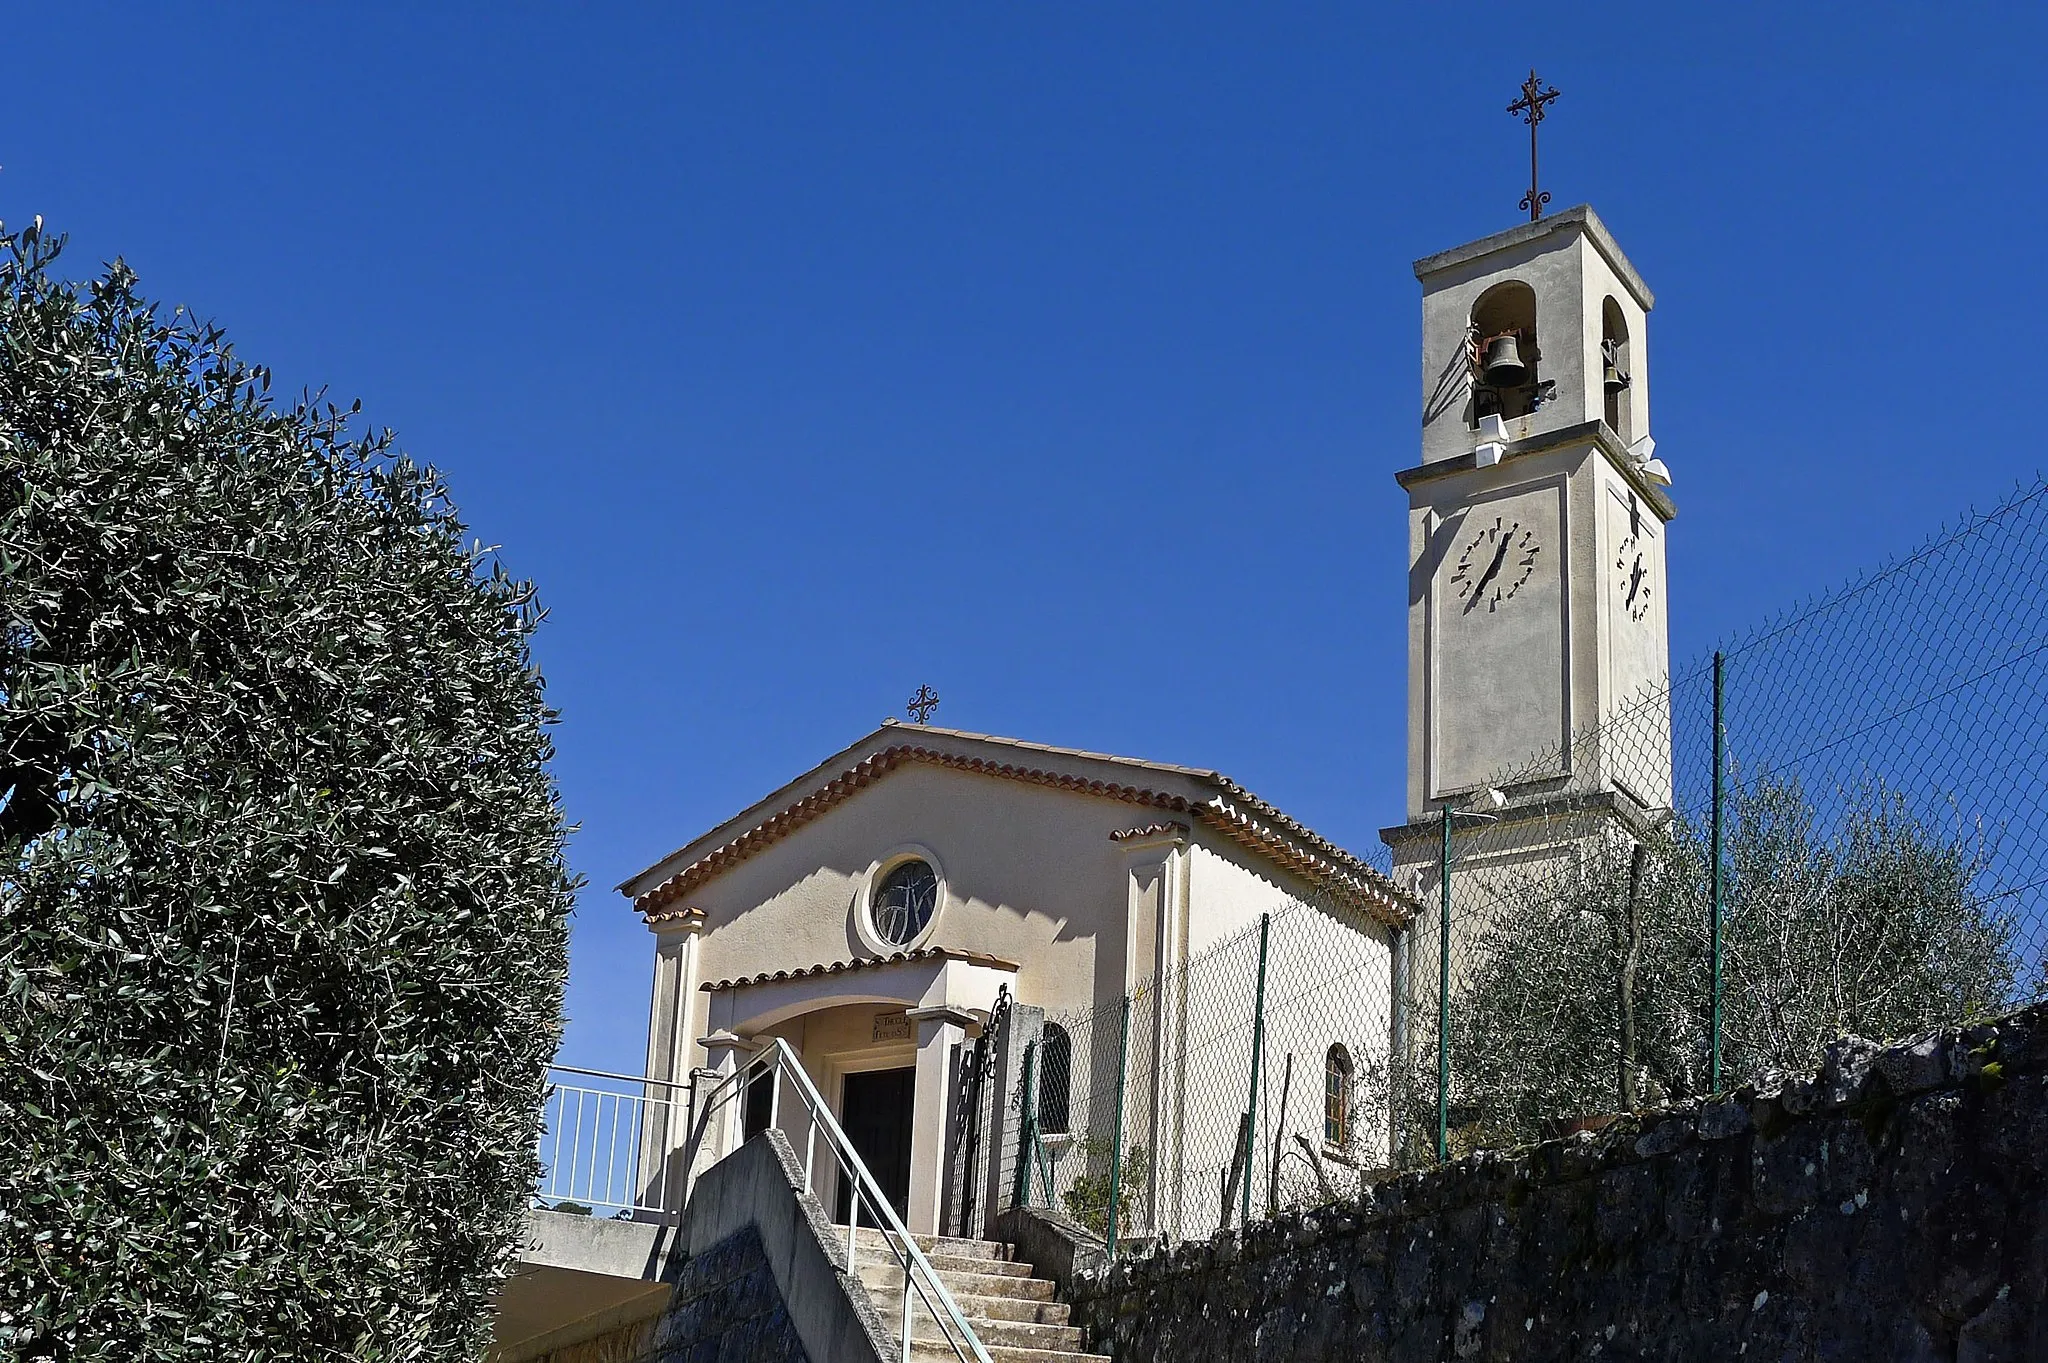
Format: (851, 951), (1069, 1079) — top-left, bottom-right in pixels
(1381, 205), (1676, 884)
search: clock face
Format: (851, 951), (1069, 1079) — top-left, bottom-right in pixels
(1449, 515), (1540, 615)
(1615, 535), (1653, 622)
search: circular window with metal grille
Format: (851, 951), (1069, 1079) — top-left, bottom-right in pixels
(870, 859), (938, 947)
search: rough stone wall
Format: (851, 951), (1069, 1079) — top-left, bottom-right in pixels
(640, 1225), (809, 1363)
(1061, 1005), (2047, 1362)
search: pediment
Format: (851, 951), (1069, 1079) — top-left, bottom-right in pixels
(622, 723), (1414, 928)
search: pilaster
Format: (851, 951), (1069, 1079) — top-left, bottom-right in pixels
(905, 1004), (978, 1236)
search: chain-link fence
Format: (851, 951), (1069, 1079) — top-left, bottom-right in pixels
(999, 895), (1416, 1247)
(997, 476), (2048, 1250)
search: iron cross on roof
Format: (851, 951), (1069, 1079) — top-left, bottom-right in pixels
(1508, 69), (1561, 223)
(905, 684), (940, 724)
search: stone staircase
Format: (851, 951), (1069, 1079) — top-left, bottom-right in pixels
(843, 1227), (1107, 1363)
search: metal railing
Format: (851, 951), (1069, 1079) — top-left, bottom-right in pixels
(696, 1038), (994, 1363)
(538, 1064), (690, 1216)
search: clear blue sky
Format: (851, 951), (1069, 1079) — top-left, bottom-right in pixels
(7, 6), (2042, 1073)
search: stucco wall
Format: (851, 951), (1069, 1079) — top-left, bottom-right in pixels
(637, 743), (1401, 1239)
(679, 762), (1367, 1060)
(1183, 838), (1302, 956)
(686, 763), (1160, 1050)
(1058, 1005), (2048, 1362)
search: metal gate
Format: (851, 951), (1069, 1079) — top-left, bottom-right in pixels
(945, 985), (1010, 1239)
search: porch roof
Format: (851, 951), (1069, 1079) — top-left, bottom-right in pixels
(700, 944), (1020, 993)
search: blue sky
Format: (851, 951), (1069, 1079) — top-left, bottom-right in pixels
(6, 6), (2043, 1072)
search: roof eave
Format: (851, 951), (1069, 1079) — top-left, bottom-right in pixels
(621, 727), (1420, 927)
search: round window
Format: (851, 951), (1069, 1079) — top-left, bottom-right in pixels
(871, 859), (939, 947)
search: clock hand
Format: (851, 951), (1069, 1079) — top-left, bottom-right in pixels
(1468, 533), (1515, 603)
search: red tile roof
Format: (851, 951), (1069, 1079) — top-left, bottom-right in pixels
(625, 725), (1415, 929)
(701, 945), (1020, 993)
(1109, 819), (1192, 843)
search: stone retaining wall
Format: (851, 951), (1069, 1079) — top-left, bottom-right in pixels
(644, 1225), (807, 1363)
(1055, 1005), (2047, 1361)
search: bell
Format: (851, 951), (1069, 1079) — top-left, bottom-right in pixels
(1602, 340), (1630, 394)
(1480, 333), (1527, 388)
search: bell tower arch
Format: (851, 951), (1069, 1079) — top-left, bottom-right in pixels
(1470, 281), (1542, 423)
(1384, 205), (1675, 883)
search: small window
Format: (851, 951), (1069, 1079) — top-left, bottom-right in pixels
(1038, 1024), (1073, 1136)
(1324, 1044), (1354, 1148)
(870, 859), (938, 946)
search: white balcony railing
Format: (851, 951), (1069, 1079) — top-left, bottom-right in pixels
(538, 1064), (689, 1216)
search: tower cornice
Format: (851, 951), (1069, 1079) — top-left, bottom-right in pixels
(1393, 419), (1676, 522)
(1413, 205), (1654, 312)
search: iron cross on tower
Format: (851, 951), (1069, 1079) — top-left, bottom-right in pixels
(905, 684), (940, 724)
(1508, 69), (1561, 222)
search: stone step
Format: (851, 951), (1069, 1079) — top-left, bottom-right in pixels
(838, 1225), (1099, 1361)
(945, 1291), (1072, 1327)
(910, 1308), (1086, 1353)
(909, 1344), (1109, 1363)
(858, 1260), (1057, 1303)
(845, 1225), (1012, 1261)
(856, 1246), (1036, 1278)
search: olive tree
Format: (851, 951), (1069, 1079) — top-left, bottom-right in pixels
(1445, 775), (2021, 1146)
(1, 221), (575, 1360)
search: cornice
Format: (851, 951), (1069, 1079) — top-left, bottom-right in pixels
(629, 742), (1415, 930)
(1394, 419), (1677, 522)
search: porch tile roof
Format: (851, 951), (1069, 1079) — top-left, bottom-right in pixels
(699, 944), (1020, 993)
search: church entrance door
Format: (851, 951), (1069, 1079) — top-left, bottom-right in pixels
(837, 1066), (915, 1225)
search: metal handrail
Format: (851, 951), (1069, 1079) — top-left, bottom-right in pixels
(551, 1061), (693, 1091)
(696, 1037), (994, 1363)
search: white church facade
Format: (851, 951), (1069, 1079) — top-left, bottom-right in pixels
(610, 203), (1676, 1248)
(618, 723), (1413, 1240)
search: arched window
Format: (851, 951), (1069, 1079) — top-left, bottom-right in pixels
(1324, 1044), (1354, 1148)
(1601, 297), (1633, 445)
(1038, 1024), (1072, 1136)
(1470, 281), (1542, 423)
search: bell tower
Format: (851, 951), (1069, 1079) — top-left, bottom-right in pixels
(1382, 205), (1675, 881)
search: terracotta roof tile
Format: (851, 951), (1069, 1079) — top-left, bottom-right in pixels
(700, 945), (1020, 993)
(628, 731), (1416, 929)
(1109, 819), (1191, 843)
(643, 905), (707, 927)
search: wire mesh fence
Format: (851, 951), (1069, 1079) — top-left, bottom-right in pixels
(1000, 897), (1405, 1245)
(998, 476), (2048, 1251)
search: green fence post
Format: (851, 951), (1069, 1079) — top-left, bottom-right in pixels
(1437, 805), (1452, 1164)
(1242, 912), (1272, 1228)
(1105, 994), (1132, 1256)
(1710, 650), (1726, 1093)
(1011, 1040), (1038, 1208)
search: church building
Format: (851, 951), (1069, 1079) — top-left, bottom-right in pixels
(618, 723), (1412, 1239)
(612, 202), (1675, 1246)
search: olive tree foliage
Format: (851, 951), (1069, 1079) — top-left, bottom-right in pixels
(0, 222), (576, 1360)
(1445, 776), (2020, 1147)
